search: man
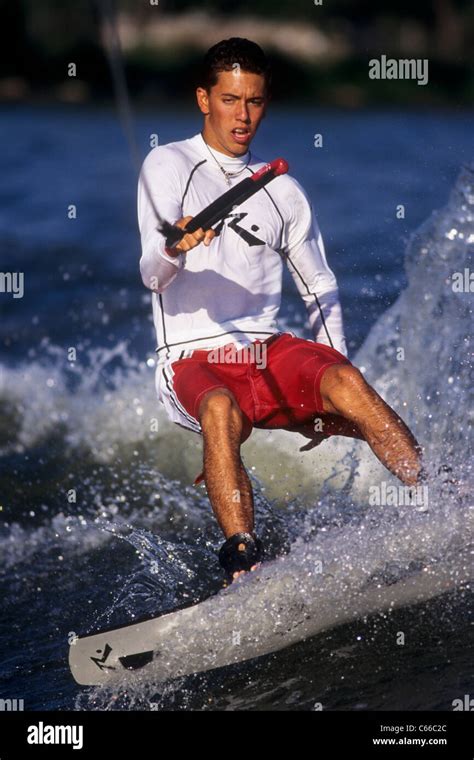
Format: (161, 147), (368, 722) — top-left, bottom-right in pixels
(138, 38), (423, 585)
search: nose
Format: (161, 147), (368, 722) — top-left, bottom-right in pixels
(236, 102), (251, 123)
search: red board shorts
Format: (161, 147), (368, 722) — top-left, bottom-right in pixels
(157, 332), (353, 483)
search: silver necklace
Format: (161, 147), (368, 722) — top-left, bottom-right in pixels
(201, 134), (251, 185)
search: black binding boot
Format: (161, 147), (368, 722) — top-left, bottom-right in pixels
(218, 532), (263, 585)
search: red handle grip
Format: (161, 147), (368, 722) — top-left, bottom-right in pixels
(251, 158), (289, 182)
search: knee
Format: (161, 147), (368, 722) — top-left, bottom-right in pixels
(327, 363), (365, 389)
(198, 388), (242, 427)
(321, 363), (368, 409)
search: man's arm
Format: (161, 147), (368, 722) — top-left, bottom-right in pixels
(283, 180), (347, 356)
(138, 149), (217, 293)
(137, 149), (185, 293)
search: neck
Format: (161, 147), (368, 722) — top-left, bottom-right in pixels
(201, 127), (249, 159)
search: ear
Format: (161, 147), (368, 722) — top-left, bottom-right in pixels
(196, 87), (210, 115)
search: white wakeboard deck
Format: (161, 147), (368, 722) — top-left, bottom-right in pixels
(69, 537), (472, 686)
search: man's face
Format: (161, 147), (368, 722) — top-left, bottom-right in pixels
(196, 68), (268, 157)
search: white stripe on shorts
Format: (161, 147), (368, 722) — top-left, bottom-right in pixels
(157, 362), (202, 434)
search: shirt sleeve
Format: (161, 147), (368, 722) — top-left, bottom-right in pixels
(283, 180), (347, 357)
(137, 148), (185, 293)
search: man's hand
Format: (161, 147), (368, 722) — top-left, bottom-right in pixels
(165, 216), (217, 257)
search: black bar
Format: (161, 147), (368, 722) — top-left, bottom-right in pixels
(0, 710), (472, 757)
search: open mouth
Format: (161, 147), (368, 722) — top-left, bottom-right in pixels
(231, 128), (251, 143)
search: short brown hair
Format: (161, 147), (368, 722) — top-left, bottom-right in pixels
(198, 37), (272, 96)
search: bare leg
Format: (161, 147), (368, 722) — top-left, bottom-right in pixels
(320, 364), (423, 486)
(198, 388), (259, 580)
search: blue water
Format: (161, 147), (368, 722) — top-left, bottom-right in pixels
(0, 105), (472, 711)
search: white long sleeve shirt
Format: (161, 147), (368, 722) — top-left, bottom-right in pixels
(138, 131), (347, 371)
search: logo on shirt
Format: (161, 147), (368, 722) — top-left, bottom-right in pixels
(214, 212), (265, 247)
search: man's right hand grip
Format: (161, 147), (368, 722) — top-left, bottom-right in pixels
(163, 157), (289, 248)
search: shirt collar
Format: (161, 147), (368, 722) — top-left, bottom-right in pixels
(194, 131), (251, 167)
